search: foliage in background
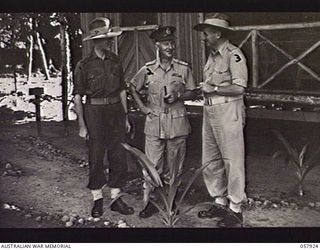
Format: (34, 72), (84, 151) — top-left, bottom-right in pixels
(272, 130), (320, 196)
(122, 143), (208, 227)
(0, 13), (82, 73)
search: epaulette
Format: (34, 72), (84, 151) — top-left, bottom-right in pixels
(226, 43), (238, 52)
(173, 58), (189, 66)
(145, 60), (157, 66)
(105, 50), (119, 61)
(77, 56), (91, 66)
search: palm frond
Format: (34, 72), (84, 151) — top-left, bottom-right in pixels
(172, 216), (181, 226)
(168, 177), (181, 211)
(107, 192), (128, 208)
(175, 162), (210, 210)
(121, 143), (163, 187)
(272, 151), (283, 160)
(161, 217), (170, 226)
(156, 188), (170, 213)
(299, 143), (309, 167)
(295, 169), (302, 181)
(273, 130), (299, 165)
(142, 176), (158, 190)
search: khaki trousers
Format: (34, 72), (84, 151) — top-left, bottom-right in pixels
(202, 99), (247, 209)
(143, 135), (187, 202)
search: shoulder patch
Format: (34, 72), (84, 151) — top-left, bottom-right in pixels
(173, 58), (189, 66)
(233, 53), (242, 63)
(145, 60), (157, 66)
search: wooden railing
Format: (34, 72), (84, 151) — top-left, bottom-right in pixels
(231, 22), (320, 92)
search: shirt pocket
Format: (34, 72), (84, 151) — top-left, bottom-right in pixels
(86, 68), (104, 92)
(147, 75), (161, 93)
(210, 69), (231, 86)
(169, 74), (185, 94)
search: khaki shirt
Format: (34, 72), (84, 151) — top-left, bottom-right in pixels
(204, 40), (248, 103)
(73, 50), (126, 98)
(131, 58), (196, 139)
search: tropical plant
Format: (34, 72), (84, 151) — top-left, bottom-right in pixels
(121, 143), (209, 227)
(272, 130), (320, 196)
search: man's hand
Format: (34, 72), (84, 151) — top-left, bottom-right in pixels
(125, 115), (132, 134)
(79, 126), (89, 140)
(164, 92), (179, 104)
(141, 106), (157, 118)
(201, 83), (217, 94)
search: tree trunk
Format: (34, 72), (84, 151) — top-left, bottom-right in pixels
(59, 16), (71, 122)
(27, 18), (34, 82)
(35, 31), (50, 80)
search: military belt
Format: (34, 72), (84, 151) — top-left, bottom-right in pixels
(87, 96), (120, 105)
(204, 96), (242, 106)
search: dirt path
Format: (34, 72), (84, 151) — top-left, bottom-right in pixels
(1, 122), (320, 228)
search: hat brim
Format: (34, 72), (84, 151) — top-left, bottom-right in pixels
(83, 29), (123, 42)
(155, 35), (176, 42)
(193, 23), (232, 32)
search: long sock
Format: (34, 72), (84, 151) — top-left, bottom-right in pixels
(91, 189), (103, 201)
(110, 188), (121, 199)
(229, 202), (242, 213)
(215, 197), (228, 206)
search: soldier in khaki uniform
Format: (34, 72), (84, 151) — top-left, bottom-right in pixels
(130, 26), (196, 218)
(194, 13), (248, 227)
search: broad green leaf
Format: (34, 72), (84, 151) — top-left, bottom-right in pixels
(121, 143), (163, 187)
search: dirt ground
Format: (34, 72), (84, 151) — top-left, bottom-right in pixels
(1, 115), (320, 229)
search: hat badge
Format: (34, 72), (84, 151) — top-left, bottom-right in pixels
(165, 27), (171, 35)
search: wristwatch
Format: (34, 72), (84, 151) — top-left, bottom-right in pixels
(214, 86), (219, 93)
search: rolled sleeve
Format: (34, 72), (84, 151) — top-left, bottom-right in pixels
(118, 62), (127, 91)
(184, 66), (196, 91)
(130, 66), (147, 92)
(230, 49), (248, 88)
(72, 62), (86, 96)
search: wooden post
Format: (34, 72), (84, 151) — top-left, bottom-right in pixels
(35, 32), (50, 80)
(134, 29), (139, 72)
(239, 31), (252, 49)
(29, 87), (44, 136)
(251, 30), (259, 88)
(198, 13), (206, 75)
